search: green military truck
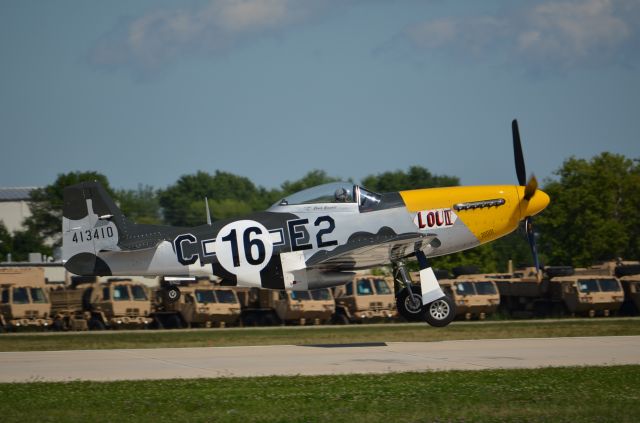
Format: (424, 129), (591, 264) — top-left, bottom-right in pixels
(332, 274), (396, 324)
(237, 287), (335, 326)
(152, 279), (241, 328)
(50, 277), (153, 330)
(0, 267), (52, 331)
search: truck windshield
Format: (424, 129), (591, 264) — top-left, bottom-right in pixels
(195, 289), (216, 304)
(290, 291), (311, 301)
(578, 280), (600, 293)
(215, 290), (237, 304)
(13, 287), (29, 304)
(311, 289), (332, 300)
(356, 279), (374, 296)
(373, 279), (391, 295)
(131, 285), (148, 301)
(30, 288), (47, 303)
(598, 278), (621, 292)
(113, 285), (131, 301)
(455, 282), (476, 296)
(475, 281), (497, 295)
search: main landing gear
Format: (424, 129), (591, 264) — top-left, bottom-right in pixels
(392, 255), (455, 328)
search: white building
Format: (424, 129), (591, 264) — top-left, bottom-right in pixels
(0, 187), (37, 234)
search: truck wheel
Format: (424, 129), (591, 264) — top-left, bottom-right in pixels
(396, 288), (426, 322)
(89, 318), (105, 331)
(168, 314), (183, 329)
(424, 296), (455, 328)
(164, 286), (181, 303)
(331, 313), (349, 325)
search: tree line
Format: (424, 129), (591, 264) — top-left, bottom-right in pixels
(1, 153), (638, 272)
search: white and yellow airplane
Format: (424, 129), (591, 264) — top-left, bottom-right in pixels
(62, 120), (549, 327)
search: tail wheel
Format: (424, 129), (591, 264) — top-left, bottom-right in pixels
(424, 296), (456, 327)
(396, 287), (426, 322)
(164, 286), (181, 304)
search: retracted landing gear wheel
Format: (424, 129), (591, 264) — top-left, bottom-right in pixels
(396, 287), (426, 322)
(424, 296), (455, 327)
(164, 286), (181, 303)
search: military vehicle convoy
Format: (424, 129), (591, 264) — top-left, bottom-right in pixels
(332, 275), (396, 323)
(489, 266), (624, 318)
(237, 287), (335, 326)
(0, 267), (52, 331)
(49, 277), (153, 330)
(152, 278), (241, 328)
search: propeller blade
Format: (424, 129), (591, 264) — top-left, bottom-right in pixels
(525, 216), (540, 272)
(524, 175), (538, 201)
(512, 119), (527, 186)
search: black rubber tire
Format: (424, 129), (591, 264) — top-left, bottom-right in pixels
(331, 313), (350, 325)
(164, 286), (181, 304)
(167, 314), (183, 329)
(424, 296), (456, 328)
(616, 264), (640, 277)
(89, 318), (106, 331)
(545, 266), (574, 278)
(396, 287), (426, 322)
(261, 313), (280, 326)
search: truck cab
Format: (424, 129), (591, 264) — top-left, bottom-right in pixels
(333, 275), (396, 323)
(439, 278), (500, 320)
(0, 267), (52, 331)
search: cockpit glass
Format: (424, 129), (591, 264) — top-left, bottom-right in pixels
(274, 182), (355, 206)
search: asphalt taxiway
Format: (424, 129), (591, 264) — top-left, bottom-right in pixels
(1, 335), (638, 382)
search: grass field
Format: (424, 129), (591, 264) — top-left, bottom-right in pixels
(0, 366), (638, 422)
(1, 318), (638, 352)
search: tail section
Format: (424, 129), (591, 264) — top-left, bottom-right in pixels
(62, 182), (128, 275)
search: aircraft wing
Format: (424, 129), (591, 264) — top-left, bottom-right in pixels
(305, 232), (437, 271)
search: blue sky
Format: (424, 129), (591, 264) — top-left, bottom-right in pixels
(1, 0), (639, 191)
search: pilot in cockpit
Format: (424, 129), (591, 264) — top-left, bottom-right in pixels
(334, 187), (350, 202)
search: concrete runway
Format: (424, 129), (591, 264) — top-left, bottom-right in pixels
(1, 336), (638, 382)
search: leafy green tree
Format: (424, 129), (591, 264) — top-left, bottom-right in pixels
(116, 185), (162, 225)
(490, 230), (536, 272)
(10, 228), (51, 262)
(431, 243), (498, 275)
(0, 221), (12, 261)
(536, 153), (640, 266)
(361, 166), (459, 192)
(159, 171), (261, 226)
(25, 171), (114, 247)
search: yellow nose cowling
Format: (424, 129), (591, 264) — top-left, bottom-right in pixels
(519, 189), (550, 219)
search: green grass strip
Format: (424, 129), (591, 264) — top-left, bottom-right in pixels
(1, 319), (639, 352)
(0, 366), (638, 422)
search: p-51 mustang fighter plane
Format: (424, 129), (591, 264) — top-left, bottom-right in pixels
(62, 120), (549, 327)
